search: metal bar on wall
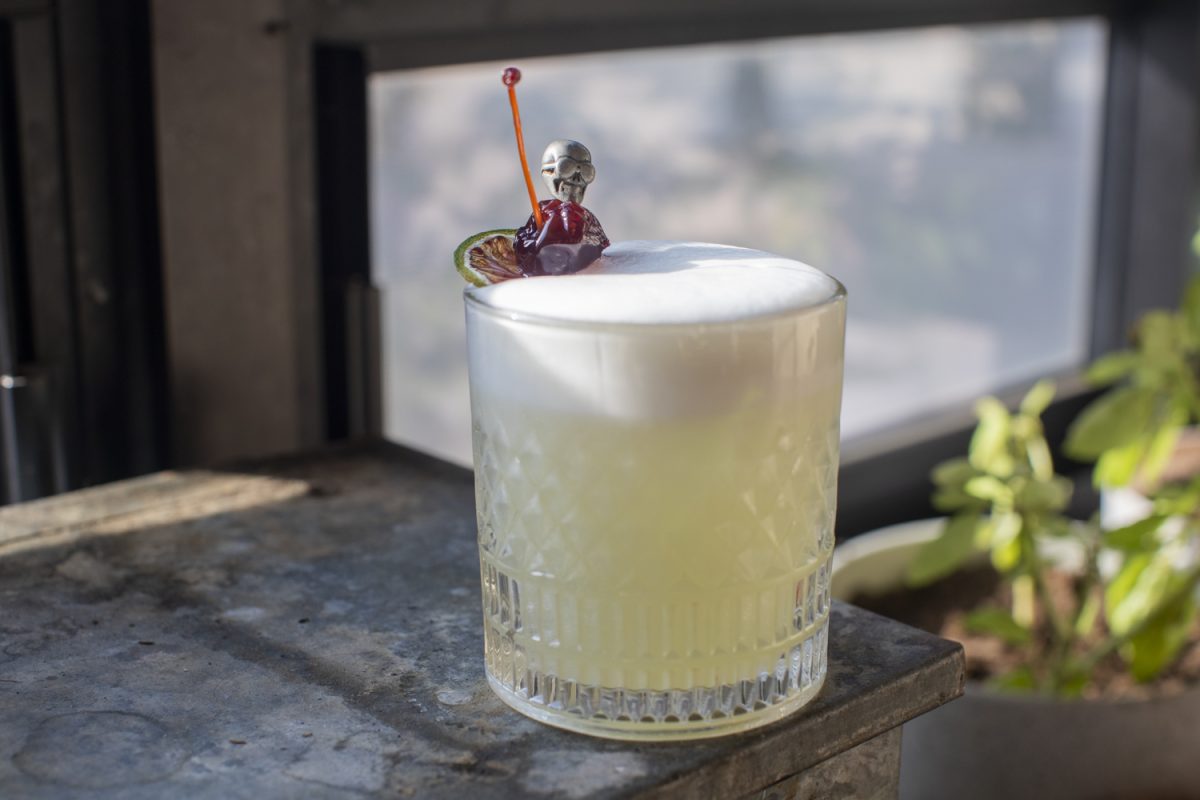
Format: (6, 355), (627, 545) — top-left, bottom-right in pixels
(314, 45), (378, 441)
(9, 11), (76, 494)
(1092, 0), (1200, 356)
(2, 15), (72, 502)
(57, 0), (168, 482)
(0, 21), (22, 502)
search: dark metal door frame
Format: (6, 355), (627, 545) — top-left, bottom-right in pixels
(0, 0), (167, 504)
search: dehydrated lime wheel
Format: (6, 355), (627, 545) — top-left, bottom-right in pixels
(455, 229), (521, 286)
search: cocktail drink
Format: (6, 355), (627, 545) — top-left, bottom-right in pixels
(465, 240), (846, 740)
(457, 67), (845, 739)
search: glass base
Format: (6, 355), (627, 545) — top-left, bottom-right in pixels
(484, 616), (829, 741)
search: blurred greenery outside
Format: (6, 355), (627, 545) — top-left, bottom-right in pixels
(370, 19), (1106, 465)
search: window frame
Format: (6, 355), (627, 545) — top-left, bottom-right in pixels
(310, 0), (1199, 537)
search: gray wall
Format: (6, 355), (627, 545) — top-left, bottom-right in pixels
(152, 0), (321, 465)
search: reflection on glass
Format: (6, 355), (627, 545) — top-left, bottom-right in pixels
(370, 19), (1106, 465)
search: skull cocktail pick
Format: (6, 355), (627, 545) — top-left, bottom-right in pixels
(453, 68), (610, 286)
(541, 140), (595, 203)
(513, 140), (610, 276)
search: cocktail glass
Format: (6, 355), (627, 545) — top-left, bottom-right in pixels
(465, 255), (846, 740)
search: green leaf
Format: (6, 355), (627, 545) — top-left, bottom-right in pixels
(1011, 414), (1038, 441)
(931, 458), (985, 512)
(1138, 414), (1185, 488)
(906, 513), (982, 588)
(1183, 275), (1200, 341)
(1019, 380), (1056, 417)
(973, 518), (995, 548)
(1153, 474), (1200, 516)
(1105, 554), (1171, 636)
(1025, 432), (1055, 482)
(965, 607), (1032, 646)
(1125, 590), (1197, 682)
(964, 475), (1012, 503)
(931, 457), (979, 488)
(989, 513), (1023, 572)
(1093, 438), (1148, 488)
(1039, 515), (1074, 538)
(1104, 554), (1150, 634)
(1074, 589), (1101, 638)
(1014, 476), (1073, 514)
(1137, 311), (1180, 362)
(1085, 350), (1139, 386)
(988, 665), (1037, 694)
(1103, 515), (1166, 552)
(1065, 385), (1156, 460)
(970, 398), (1014, 476)
(931, 487), (981, 514)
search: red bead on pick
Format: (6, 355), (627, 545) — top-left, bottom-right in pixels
(502, 67), (521, 87)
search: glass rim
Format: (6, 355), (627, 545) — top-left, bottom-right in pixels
(463, 276), (847, 332)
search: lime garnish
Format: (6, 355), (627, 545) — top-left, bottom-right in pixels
(454, 229), (521, 286)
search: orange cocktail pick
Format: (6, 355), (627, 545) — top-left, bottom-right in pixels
(502, 67), (544, 230)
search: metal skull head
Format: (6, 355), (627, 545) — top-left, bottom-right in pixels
(540, 140), (595, 204)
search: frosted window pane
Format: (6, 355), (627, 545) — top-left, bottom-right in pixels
(370, 19), (1106, 466)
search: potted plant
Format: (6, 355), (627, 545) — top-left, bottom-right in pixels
(833, 280), (1200, 799)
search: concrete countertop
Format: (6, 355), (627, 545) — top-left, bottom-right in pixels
(0, 442), (963, 798)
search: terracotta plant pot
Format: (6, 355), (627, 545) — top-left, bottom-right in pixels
(833, 520), (1200, 800)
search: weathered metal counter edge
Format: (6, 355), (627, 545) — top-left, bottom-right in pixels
(0, 441), (964, 799)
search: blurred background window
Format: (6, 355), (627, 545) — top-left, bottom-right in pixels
(369, 19), (1107, 466)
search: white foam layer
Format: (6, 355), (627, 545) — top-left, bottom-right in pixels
(467, 241), (841, 324)
(465, 242), (846, 421)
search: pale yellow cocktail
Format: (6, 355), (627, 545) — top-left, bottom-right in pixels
(466, 241), (845, 739)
